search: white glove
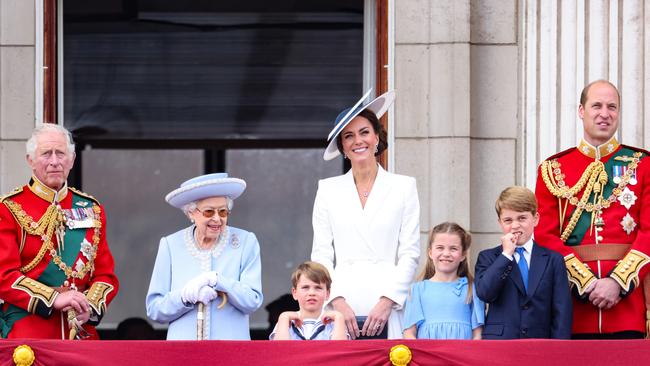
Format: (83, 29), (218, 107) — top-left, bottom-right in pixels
(197, 286), (220, 304)
(181, 271), (218, 305)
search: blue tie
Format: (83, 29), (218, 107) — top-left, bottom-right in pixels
(515, 247), (529, 292)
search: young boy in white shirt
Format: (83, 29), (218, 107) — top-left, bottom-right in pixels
(271, 261), (347, 340)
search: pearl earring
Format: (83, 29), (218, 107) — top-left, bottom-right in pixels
(374, 144), (379, 153)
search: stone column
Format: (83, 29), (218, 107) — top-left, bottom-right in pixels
(469, 0), (519, 257)
(393, 0), (519, 262)
(0, 0), (36, 192)
(394, 0), (473, 259)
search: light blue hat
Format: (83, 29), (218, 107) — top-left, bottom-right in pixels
(165, 173), (246, 208)
(323, 89), (396, 161)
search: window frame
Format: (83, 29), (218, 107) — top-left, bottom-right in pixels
(43, 0), (389, 165)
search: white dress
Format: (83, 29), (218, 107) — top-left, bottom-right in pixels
(311, 165), (420, 338)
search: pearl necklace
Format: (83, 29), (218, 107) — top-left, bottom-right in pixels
(185, 225), (228, 264)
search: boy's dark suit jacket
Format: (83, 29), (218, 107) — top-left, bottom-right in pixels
(475, 242), (572, 339)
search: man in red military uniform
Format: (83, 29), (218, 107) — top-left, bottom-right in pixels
(0, 123), (119, 339)
(535, 80), (650, 338)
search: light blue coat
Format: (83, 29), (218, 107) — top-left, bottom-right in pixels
(146, 226), (263, 340)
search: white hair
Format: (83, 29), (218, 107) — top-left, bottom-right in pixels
(26, 124), (75, 159)
(181, 197), (234, 217)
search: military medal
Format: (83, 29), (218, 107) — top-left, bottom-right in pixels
(63, 207), (96, 229)
(617, 187), (637, 210)
(615, 155), (636, 162)
(621, 213), (637, 235)
(630, 171), (638, 185)
(612, 165), (625, 184)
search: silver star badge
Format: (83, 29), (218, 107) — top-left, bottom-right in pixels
(621, 213), (637, 235)
(607, 143), (615, 153)
(80, 238), (97, 260)
(617, 187), (637, 210)
(75, 259), (85, 272)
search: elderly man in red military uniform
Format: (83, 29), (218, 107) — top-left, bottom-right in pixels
(0, 123), (119, 339)
(535, 80), (650, 339)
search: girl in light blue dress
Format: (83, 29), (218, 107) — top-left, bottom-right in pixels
(403, 222), (484, 339)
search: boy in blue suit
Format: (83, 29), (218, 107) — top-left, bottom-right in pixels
(475, 186), (572, 339)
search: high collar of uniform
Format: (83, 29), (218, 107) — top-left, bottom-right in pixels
(577, 136), (619, 160)
(28, 176), (68, 203)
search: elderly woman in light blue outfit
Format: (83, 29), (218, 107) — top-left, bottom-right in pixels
(146, 173), (263, 340)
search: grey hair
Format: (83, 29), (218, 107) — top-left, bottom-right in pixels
(181, 197), (234, 217)
(26, 124), (76, 159)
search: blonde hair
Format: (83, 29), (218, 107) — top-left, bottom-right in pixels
(495, 186), (538, 217)
(418, 222), (474, 304)
(291, 261), (332, 291)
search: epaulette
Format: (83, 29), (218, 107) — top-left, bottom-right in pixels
(542, 146), (576, 162)
(621, 144), (650, 157)
(69, 187), (100, 205)
(0, 186), (23, 203)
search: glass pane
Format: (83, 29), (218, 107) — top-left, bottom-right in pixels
(226, 149), (340, 330)
(81, 149), (204, 327)
(63, 0), (363, 142)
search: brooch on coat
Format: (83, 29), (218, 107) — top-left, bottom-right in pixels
(231, 233), (240, 248)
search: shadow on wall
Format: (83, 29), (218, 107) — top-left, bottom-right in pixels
(99, 317), (165, 340)
(251, 293), (299, 340)
(101, 295), (299, 340)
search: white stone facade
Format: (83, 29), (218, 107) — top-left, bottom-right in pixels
(0, 0), (35, 192)
(394, 0), (518, 263)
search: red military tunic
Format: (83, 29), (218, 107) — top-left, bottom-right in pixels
(535, 137), (650, 335)
(0, 177), (119, 339)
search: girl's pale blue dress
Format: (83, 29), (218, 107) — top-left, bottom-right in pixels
(403, 277), (485, 339)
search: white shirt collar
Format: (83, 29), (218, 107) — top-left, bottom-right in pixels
(517, 238), (534, 254)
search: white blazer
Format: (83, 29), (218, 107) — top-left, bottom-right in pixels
(311, 165), (420, 338)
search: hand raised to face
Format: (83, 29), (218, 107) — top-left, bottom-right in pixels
(500, 232), (519, 256)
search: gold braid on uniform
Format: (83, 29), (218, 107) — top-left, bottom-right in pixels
(540, 152), (642, 241)
(564, 254), (597, 295)
(2, 199), (100, 279)
(85, 282), (115, 316)
(610, 250), (650, 292)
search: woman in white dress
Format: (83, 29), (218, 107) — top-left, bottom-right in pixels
(311, 90), (420, 339)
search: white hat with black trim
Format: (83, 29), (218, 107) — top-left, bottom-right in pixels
(323, 89), (396, 161)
